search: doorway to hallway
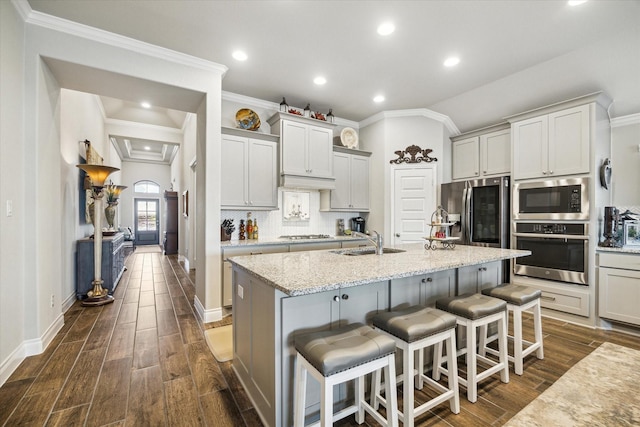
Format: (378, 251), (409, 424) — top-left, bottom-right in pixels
(134, 198), (160, 246)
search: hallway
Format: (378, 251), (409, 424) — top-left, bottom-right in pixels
(0, 248), (259, 426)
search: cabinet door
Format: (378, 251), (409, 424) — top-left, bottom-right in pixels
(548, 105), (590, 177)
(452, 136), (480, 181)
(481, 129), (510, 176)
(338, 281), (389, 326)
(349, 155), (370, 210)
(307, 126), (333, 178)
(248, 139), (277, 208)
(221, 135), (248, 207)
(390, 276), (424, 309)
(598, 267), (640, 326)
(281, 120), (308, 175)
(330, 152), (351, 209)
(512, 116), (548, 180)
(422, 270), (455, 306)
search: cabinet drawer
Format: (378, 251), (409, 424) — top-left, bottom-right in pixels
(223, 244), (288, 259)
(598, 252), (640, 271)
(537, 285), (590, 317)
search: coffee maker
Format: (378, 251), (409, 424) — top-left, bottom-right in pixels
(601, 206), (622, 247)
(351, 217), (365, 234)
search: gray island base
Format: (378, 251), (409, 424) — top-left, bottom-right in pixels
(229, 244), (530, 427)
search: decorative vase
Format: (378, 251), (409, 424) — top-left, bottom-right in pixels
(104, 202), (117, 229)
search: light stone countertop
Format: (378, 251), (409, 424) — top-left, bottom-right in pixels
(597, 246), (640, 255)
(228, 244), (531, 296)
(221, 235), (369, 248)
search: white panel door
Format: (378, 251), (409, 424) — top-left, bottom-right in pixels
(392, 166), (437, 244)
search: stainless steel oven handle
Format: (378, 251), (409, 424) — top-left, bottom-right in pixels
(461, 187), (468, 242)
(513, 233), (589, 240)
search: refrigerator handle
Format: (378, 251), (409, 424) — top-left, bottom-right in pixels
(461, 187), (468, 242)
(466, 186), (473, 242)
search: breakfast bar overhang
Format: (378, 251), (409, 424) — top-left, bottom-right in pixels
(228, 244), (530, 427)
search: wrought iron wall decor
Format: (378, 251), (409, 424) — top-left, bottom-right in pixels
(389, 145), (438, 164)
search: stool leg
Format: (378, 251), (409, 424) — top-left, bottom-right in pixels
(478, 324), (488, 357)
(466, 321), (478, 403)
(321, 378), (332, 427)
(498, 313), (510, 384)
(294, 354), (307, 427)
(513, 306), (524, 375)
(371, 368), (382, 410)
(355, 375), (365, 424)
(384, 354), (399, 427)
(446, 329), (461, 414)
(417, 348), (424, 389)
(403, 344), (415, 427)
(433, 341), (443, 381)
(534, 301), (544, 360)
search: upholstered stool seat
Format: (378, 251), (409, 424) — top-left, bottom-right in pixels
(294, 323), (399, 427)
(371, 306), (460, 427)
(480, 284), (544, 375)
(434, 293), (509, 403)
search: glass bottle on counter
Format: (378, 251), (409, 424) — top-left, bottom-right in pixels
(239, 219), (245, 240)
(252, 219), (259, 240)
(246, 212), (253, 239)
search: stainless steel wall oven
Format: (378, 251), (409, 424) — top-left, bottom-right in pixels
(513, 222), (589, 285)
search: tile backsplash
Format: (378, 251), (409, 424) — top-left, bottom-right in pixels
(221, 189), (362, 240)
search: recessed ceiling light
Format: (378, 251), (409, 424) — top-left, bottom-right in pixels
(443, 56), (460, 67)
(141, 101), (151, 109)
(568, 0), (587, 6)
(144, 146), (151, 151)
(373, 95), (385, 103)
(314, 76), (327, 85)
(377, 22), (395, 36)
(232, 50), (248, 61)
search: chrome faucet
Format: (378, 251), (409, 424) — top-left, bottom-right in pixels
(352, 230), (384, 255)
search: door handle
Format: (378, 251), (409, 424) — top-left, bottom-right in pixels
(395, 233), (400, 237)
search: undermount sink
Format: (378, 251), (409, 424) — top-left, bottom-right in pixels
(333, 248), (407, 256)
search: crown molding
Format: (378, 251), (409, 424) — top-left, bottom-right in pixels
(610, 113), (640, 128)
(16, 0), (227, 76)
(359, 108), (460, 135)
(104, 118), (184, 136)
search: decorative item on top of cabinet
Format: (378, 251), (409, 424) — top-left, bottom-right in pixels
(320, 146), (371, 212)
(389, 144), (437, 164)
(221, 127), (278, 210)
(506, 92), (611, 181)
(267, 112), (336, 190)
(451, 123), (510, 181)
(235, 108), (261, 131)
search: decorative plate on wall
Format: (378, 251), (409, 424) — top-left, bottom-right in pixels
(236, 108), (261, 131)
(340, 127), (358, 149)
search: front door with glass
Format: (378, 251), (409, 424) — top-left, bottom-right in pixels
(134, 198), (159, 246)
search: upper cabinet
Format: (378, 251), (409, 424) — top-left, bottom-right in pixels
(320, 147), (371, 212)
(510, 104), (590, 180)
(221, 128), (278, 210)
(452, 125), (510, 181)
(267, 112), (336, 190)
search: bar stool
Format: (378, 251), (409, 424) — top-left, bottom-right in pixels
(370, 306), (460, 427)
(293, 323), (399, 427)
(434, 293), (509, 403)
(480, 284), (544, 375)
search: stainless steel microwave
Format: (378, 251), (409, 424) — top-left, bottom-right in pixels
(513, 178), (589, 221)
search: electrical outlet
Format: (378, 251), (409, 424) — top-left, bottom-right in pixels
(237, 285), (244, 299)
(50, 294), (55, 307)
(6, 200), (12, 217)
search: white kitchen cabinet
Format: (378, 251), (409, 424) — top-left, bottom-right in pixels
(221, 130), (278, 210)
(452, 127), (510, 181)
(457, 261), (502, 295)
(511, 104), (590, 180)
(267, 112), (336, 188)
(320, 147), (371, 211)
(598, 252), (640, 326)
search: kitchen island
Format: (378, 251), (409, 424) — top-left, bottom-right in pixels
(229, 244), (530, 427)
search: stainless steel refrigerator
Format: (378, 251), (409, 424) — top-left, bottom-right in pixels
(441, 176), (511, 279)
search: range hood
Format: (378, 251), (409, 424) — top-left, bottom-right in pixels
(280, 174), (336, 190)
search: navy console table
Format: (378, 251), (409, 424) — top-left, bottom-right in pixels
(76, 232), (125, 299)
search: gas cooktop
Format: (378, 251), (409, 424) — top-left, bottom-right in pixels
(279, 234), (332, 240)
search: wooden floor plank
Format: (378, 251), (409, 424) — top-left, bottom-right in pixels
(133, 327), (159, 369)
(126, 365), (167, 426)
(200, 388), (245, 427)
(106, 321), (136, 361)
(159, 333), (192, 381)
(186, 340), (227, 395)
(4, 390), (59, 425)
(164, 376), (206, 426)
(46, 404), (89, 427)
(26, 341), (84, 396)
(53, 347), (106, 410)
(85, 357), (132, 426)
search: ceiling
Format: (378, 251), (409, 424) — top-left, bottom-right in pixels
(29, 0), (640, 137)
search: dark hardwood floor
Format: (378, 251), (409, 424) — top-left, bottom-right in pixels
(1, 247), (638, 426)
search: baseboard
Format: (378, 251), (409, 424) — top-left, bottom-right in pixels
(194, 295), (223, 324)
(62, 292), (76, 313)
(0, 312), (64, 387)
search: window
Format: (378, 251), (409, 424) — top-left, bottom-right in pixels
(134, 180), (160, 194)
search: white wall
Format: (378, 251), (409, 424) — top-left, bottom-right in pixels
(611, 117), (640, 209)
(0, 0), (27, 385)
